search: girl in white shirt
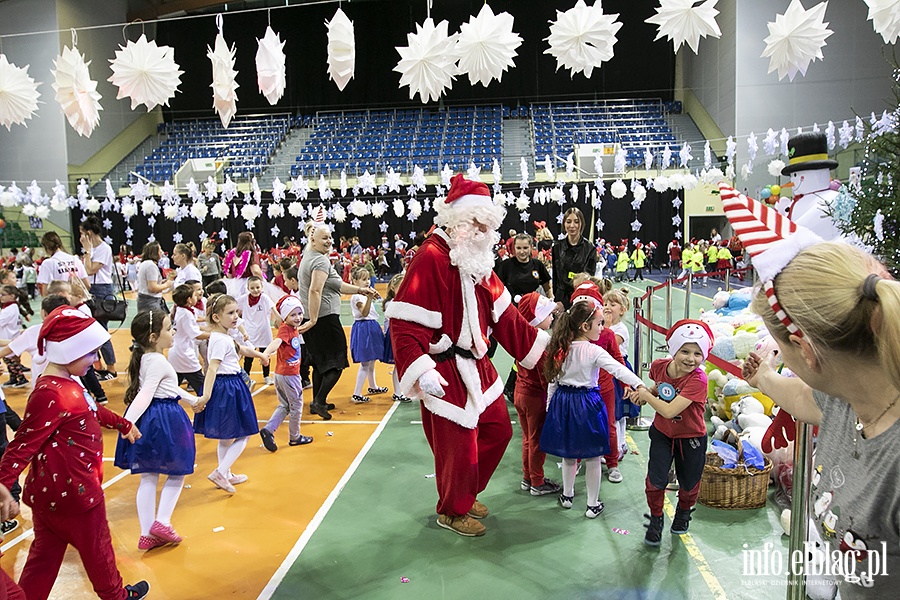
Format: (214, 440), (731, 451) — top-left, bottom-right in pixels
(114, 310), (203, 551)
(348, 268), (386, 404)
(540, 301), (646, 519)
(172, 243), (203, 288)
(0, 286), (26, 388)
(603, 288), (638, 463)
(169, 284), (208, 396)
(36, 231), (89, 297)
(193, 294), (269, 494)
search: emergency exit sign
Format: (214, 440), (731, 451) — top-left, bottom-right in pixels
(706, 206), (715, 211)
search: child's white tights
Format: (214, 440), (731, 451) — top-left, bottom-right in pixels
(353, 361), (378, 396)
(136, 473), (185, 535)
(392, 368), (400, 395)
(561, 457), (602, 507)
(216, 437), (248, 476)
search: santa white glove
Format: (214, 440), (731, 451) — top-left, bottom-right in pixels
(417, 369), (448, 398)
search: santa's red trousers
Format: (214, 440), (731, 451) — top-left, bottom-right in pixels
(513, 385), (548, 487)
(19, 503), (128, 600)
(421, 396), (512, 517)
(0, 568), (24, 600)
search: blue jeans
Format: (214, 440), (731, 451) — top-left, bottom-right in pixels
(90, 283), (116, 367)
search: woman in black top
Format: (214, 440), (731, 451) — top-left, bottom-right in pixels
(495, 234), (553, 300)
(552, 207), (596, 308)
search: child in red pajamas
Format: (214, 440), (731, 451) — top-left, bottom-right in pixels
(0, 306), (150, 600)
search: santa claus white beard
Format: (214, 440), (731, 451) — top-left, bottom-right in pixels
(448, 222), (500, 282)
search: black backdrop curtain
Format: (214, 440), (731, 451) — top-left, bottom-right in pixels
(69, 182), (678, 256)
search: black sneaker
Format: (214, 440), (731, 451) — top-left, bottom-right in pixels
(10, 378), (28, 389)
(96, 397), (109, 406)
(530, 478), (562, 496)
(1, 519), (18, 535)
(644, 513), (664, 547)
(259, 428), (277, 452)
(125, 580), (150, 599)
(325, 402), (336, 410)
(302, 380), (312, 390)
(288, 435), (314, 446)
(671, 507), (695, 534)
(97, 370), (118, 381)
(309, 402), (332, 420)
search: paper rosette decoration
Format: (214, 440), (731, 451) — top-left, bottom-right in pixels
(394, 18), (457, 103)
(865, 0), (900, 44)
(208, 26), (239, 128)
(256, 26), (286, 105)
(326, 8), (356, 91)
(0, 54), (40, 130)
(545, 0), (622, 79)
(761, 0), (832, 81)
(455, 4), (522, 87)
(108, 34), (182, 111)
(51, 46), (102, 137)
(646, 0), (721, 54)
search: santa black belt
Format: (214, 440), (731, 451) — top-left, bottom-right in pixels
(432, 346), (477, 362)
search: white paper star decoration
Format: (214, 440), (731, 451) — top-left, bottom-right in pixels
(545, 0), (622, 78)
(108, 34), (182, 112)
(610, 179), (627, 199)
(647, 0), (721, 54)
(208, 22), (239, 128)
(865, 0), (900, 44)
(327, 8), (356, 91)
(256, 26), (286, 105)
(394, 18), (457, 103)
(51, 46), (101, 137)
(0, 54), (40, 130)
(761, 0), (833, 81)
(455, 4), (522, 87)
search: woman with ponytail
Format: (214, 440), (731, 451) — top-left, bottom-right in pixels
(115, 310), (205, 551)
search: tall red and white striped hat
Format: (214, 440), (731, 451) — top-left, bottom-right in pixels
(719, 183), (822, 337)
(313, 206), (326, 224)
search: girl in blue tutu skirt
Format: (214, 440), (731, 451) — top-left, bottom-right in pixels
(115, 309), (204, 551)
(194, 294), (270, 494)
(540, 301), (647, 518)
(381, 273), (410, 403)
(348, 267), (386, 404)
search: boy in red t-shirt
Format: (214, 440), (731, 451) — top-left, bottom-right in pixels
(259, 296), (315, 452)
(628, 319), (713, 547)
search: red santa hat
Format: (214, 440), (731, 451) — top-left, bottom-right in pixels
(37, 306), (110, 365)
(636, 242), (644, 249)
(276, 295), (304, 320)
(516, 292), (555, 326)
(445, 173), (493, 210)
(570, 282), (604, 310)
(666, 319), (714, 361)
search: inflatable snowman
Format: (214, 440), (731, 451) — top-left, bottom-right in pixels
(779, 132), (843, 241)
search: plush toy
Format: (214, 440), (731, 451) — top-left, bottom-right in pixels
(721, 378), (774, 417)
(712, 288), (730, 310)
(754, 334), (781, 368)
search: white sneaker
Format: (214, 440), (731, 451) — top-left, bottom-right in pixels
(607, 467), (623, 483)
(264, 376), (275, 386)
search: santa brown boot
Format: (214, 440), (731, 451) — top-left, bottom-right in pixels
(467, 500), (489, 519)
(437, 514), (486, 537)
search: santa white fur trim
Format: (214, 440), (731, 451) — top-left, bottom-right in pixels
(491, 289), (511, 324)
(519, 328), (550, 370)
(422, 363), (503, 429)
(459, 275), (488, 359)
(428, 334), (452, 354)
(399, 354), (437, 398)
(752, 228), (822, 282)
(385, 301), (442, 330)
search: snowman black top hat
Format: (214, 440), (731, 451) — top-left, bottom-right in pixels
(781, 132), (839, 175)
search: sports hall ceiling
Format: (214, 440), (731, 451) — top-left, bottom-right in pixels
(127, 0), (359, 21)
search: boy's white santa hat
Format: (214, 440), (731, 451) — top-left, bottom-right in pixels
(38, 306), (110, 364)
(276, 295), (304, 320)
(666, 319), (714, 361)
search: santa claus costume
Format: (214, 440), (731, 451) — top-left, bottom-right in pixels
(387, 174), (549, 537)
(0, 307), (149, 600)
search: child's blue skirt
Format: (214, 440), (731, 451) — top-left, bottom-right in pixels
(540, 385), (610, 459)
(114, 397), (195, 475)
(382, 321), (394, 364)
(193, 373), (259, 439)
(350, 319), (384, 363)
(614, 356), (641, 420)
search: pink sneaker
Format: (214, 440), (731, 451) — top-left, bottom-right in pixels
(138, 535), (166, 551)
(149, 521), (183, 544)
(208, 470), (236, 493)
(228, 473), (248, 485)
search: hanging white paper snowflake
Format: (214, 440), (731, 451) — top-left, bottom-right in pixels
(290, 175), (311, 200)
(240, 203), (260, 223)
(412, 165), (427, 190)
(108, 34), (182, 111)
(326, 7), (356, 91)
(371, 200), (387, 219)
(545, 0), (622, 79)
(633, 184), (647, 204)
(630, 218), (643, 232)
(408, 199), (422, 219)
(349, 199), (368, 217)
(208, 26), (239, 128)
(646, 0), (721, 54)
(865, 0), (900, 44)
(190, 201), (208, 222)
(357, 170), (376, 195)
(610, 179), (627, 199)
(385, 168), (403, 193)
(287, 201), (304, 218)
(35, 205), (50, 219)
(761, 0), (833, 81)
(267, 203), (285, 219)
(256, 26), (286, 105)
(211, 200), (230, 219)
(51, 46), (102, 137)
(121, 201), (137, 219)
(0, 54), (41, 130)
(393, 198), (405, 218)
(333, 204), (347, 223)
(141, 198), (159, 216)
(394, 18), (457, 103)
(162, 203), (179, 220)
(514, 192), (530, 211)
(455, 4), (522, 87)
(679, 142), (692, 167)
(768, 159), (786, 178)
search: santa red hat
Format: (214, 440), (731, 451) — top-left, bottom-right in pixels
(445, 173), (493, 210)
(570, 282), (604, 310)
(38, 306), (110, 365)
(276, 295), (304, 320)
(516, 292), (555, 327)
(666, 319), (714, 361)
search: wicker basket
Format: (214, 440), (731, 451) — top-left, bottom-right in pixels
(698, 430), (773, 510)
